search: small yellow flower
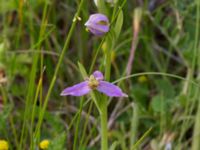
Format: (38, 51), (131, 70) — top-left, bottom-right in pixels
(0, 140), (9, 150)
(39, 139), (50, 150)
(138, 75), (148, 83)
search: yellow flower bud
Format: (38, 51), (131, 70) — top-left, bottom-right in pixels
(0, 140), (9, 150)
(39, 140), (50, 150)
(138, 75), (148, 83)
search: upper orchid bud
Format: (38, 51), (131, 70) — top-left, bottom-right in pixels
(85, 13), (110, 36)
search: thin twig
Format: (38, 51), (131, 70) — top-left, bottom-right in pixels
(6, 50), (59, 56)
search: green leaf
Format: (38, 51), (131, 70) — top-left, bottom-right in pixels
(49, 133), (66, 150)
(0, 1), (17, 13)
(114, 9), (123, 40)
(155, 79), (175, 98)
(131, 84), (149, 108)
(96, 0), (109, 15)
(109, 141), (119, 150)
(0, 42), (6, 61)
(178, 94), (187, 107)
(78, 62), (88, 79)
(151, 95), (167, 112)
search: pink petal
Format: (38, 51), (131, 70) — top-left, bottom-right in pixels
(93, 70), (104, 81)
(97, 81), (128, 97)
(61, 81), (91, 96)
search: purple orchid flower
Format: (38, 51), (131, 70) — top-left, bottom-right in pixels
(85, 13), (110, 36)
(61, 71), (128, 97)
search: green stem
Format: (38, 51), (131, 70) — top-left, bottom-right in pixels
(30, 77), (43, 150)
(105, 48), (111, 81)
(100, 104), (108, 150)
(191, 0), (200, 149)
(192, 95), (200, 150)
(113, 72), (199, 87)
(19, 3), (48, 149)
(131, 127), (153, 150)
(130, 103), (139, 148)
(101, 36), (111, 150)
(73, 97), (84, 150)
(34, 0), (85, 141)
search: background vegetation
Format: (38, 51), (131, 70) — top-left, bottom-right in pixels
(0, 0), (200, 149)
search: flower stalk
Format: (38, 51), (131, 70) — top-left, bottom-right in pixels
(101, 27), (113, 150)
(100, 102), (108, 150)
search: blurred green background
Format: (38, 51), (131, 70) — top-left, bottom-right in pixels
(0, 0), (200, 149)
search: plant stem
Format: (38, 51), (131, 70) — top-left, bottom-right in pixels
(73, 97), (84, 150)
(130, 103), (139, 148)
(100, 104), (108, 150)
(34, 0), (85, 141)
(192, 96), (200, 150)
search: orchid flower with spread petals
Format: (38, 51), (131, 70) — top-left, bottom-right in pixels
(61, 71), (128, 97)
(85, 14), (110, 36)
